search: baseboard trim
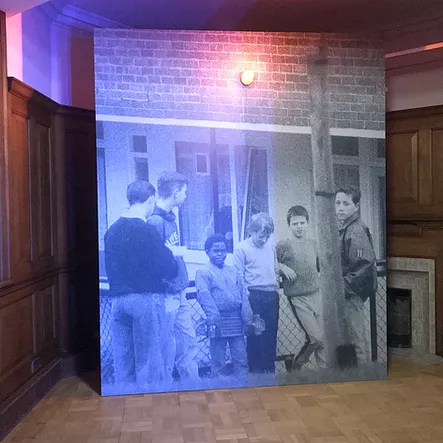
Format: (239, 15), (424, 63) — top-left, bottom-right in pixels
(60, 353), (80, 378)
(0, 357), (63, 440)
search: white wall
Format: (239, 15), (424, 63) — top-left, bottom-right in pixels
(21, 6), (52, 98)
(6, 14), (23, 80)
(386, 68), (443, 111)
(6, 6), (95, 109)
(50, 24), (94, 109)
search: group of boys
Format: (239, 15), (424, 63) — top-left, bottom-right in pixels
(104, 170), (377, 389)
(105, 172), (199, 389)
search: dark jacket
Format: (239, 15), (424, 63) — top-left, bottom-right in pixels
(339, 212), (377, 302)
(195, 263), (253, 336)
(148, 204), (189, 293)
(104, 217), (178, 294)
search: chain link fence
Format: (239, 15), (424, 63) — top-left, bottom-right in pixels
(100, 291), (115, 384)
(100, 263), (387, 384)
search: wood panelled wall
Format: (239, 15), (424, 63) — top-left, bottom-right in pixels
(387, 105), (443, 356)
(0, 12), (8, 289)
(0, 78), (97, 439)
(387, 106), (443, 221)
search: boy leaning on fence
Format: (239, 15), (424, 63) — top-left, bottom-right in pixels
(234, 213), (280, 374)
(195, 234), (253, 380)
(277, 205), (325, 370)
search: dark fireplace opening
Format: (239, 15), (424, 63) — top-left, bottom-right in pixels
(387, 287), (412, 348)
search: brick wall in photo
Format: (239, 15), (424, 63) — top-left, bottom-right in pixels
(94, 30), (385, 130)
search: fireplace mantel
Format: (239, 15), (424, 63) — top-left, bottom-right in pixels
(387, 105), (443, 357)
(388, 223), (443, 356)
(387, 257), (435, 354)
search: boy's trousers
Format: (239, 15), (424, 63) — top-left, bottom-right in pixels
(288, 290), (326, 369)
(247, 289), (279, 373)
(112, 293), (165, 385)
(210, 335), (248, 377)
(344, 294), (369, 364)
(164, 291), (199, 381)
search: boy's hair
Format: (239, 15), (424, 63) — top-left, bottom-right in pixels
(126, 181), (155, 206)
(157, 171), (188, 199)
(205, 234), (227, 252)
(246, 212), (275, 236)
(286, 205), (309, 225)
(335, 186), (361, 205)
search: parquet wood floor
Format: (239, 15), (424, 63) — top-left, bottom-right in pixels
(4, 360), (443, 443)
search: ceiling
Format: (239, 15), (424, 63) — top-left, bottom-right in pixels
(53, 0), (442, 34)
(0, 0), (440, 33)
(0, 0), (48, 16)
(2, 0), (443, 54)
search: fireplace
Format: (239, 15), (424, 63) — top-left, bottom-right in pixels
(387, 288), (412, 348)
(387, 257), (436, 355)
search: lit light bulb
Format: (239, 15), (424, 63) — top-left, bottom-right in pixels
(240, 71), (255, 86)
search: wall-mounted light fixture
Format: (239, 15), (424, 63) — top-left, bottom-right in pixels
(240, 70), (255, 86)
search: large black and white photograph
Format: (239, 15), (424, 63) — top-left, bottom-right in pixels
(95, 30), (386, 395)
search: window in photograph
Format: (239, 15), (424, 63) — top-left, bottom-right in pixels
(332, 136), (359, 156)
(333, 163), (360, 190)
(238, 147), (269, 241)
(176, 138), (269, 252)
(97, 148), (108, 252)
(372, 169), (386, 260)
(132, 135), (149, 181)
(134, 157), (149, 181)
(195, 153), (209, 175)
(132, 135), (148, 153)
(96, 121), (104, 140)
(377, 139), (386, 159)
(215, 147), (233, 251)
(176, 141), (217, 251)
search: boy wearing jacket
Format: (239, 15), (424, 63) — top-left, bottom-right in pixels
(196, 234), (253, 378)
(335, 186), (378, 364)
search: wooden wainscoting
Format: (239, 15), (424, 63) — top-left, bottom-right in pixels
(388, 222), (443, 356)
(0, 12), (9, 287)
(0, 79), (96, 440)
(387, 106), (443, 221)
(387, 105), (443, 357)
(0, 286), (34, 405)
(0, 276), (58, 405)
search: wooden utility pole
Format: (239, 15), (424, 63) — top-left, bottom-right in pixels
(308, 42), (354, 368)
